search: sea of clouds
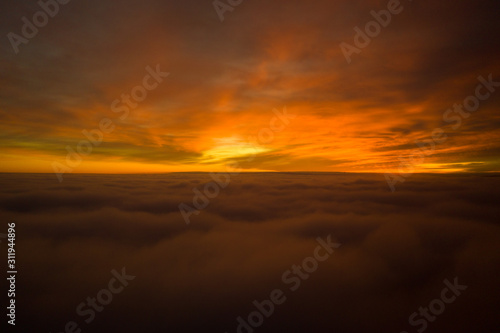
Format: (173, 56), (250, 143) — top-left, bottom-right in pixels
(0, 173), (499, 332)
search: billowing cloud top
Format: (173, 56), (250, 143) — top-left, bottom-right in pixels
(1, 173), (499, 332)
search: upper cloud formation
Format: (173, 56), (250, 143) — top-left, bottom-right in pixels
(0, 0), (499, 173)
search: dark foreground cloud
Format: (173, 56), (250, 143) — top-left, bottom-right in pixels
(0, 173), (499, 332)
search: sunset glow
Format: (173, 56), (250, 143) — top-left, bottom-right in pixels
(1, 0), (499, 176)
(2, 1), (500, 332)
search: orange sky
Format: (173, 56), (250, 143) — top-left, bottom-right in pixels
(1, 0), (499, 175)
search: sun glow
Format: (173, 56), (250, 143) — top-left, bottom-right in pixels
(201, 137), (270, 163)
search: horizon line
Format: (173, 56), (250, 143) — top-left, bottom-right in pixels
(1, 171), (499, 175)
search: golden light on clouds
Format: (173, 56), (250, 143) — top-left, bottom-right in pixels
(202, 137), (271, 164)
(0, 0), (499, 175)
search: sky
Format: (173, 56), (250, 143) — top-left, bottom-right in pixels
(2, 173), (499, 332)
(1, 0), (499, 174)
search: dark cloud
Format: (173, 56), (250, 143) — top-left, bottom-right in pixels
(0, 173), (499, 332)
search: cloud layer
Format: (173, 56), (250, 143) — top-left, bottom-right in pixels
(1, 173), (499, 332)
(1, 0), (500, 173)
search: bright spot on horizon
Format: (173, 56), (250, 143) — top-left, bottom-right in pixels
(201, 137), (271, 163)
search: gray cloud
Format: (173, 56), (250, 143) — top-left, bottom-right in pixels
(1, 173), (499, 332)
